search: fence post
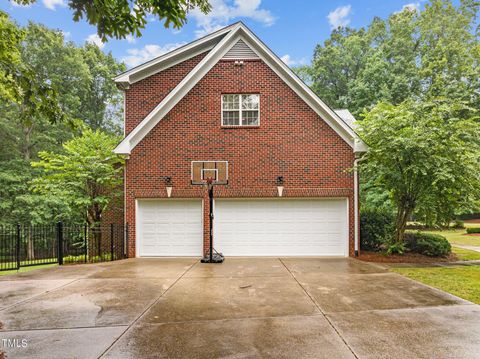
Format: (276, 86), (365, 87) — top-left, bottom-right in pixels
(125, 223), (129, 259)
(16, 223), (21, 270)
(110, 223), (114, 261)
(84, 224), (87, 263)
(57, 221), (63, 265)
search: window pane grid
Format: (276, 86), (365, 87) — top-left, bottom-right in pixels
(222, 94), (259, 126)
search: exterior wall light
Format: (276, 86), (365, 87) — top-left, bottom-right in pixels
(163, 176), (173, 198)
(276, 176), (284, 197)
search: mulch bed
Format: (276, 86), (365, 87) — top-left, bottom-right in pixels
(358, 251), (457, 263)
(465, 218), (480, 223)
(463, 233), (480, 237)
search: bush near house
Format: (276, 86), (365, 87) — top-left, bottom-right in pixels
(360, 208), (395, 251)
(404, 232), (451, 257)
(466, 227), (480, 234)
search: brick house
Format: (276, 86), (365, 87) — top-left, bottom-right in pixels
(114, 22), (367, 259)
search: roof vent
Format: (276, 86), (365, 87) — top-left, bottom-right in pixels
(222, 39), (259, 60)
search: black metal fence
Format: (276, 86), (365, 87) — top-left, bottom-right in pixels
(0, 223), (128, 271)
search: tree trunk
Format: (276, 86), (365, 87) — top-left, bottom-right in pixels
(394, 200), (415, 243)
(21, 123), (34, 161)
(26, 227), (35, 261)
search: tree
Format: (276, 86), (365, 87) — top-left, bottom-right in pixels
(306, 0), (479, 117)
(31, 128), (124, 225)
(0, 17), (126, 225)
(11, 0), (211, 41)
(358, 99), (480, 243)
(0, 11), (24, 103)
(78, 43), (125, 133)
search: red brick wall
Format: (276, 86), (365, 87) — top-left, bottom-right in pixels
(125, 52), (207, 135)
(124, 58), (356, 257)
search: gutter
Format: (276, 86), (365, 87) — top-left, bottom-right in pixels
(354, 153), (368, 257)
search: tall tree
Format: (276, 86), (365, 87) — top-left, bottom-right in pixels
(0, 14), (125, 225)
(78, 43), (125, 133)
(305, 0), (480, 117)
(10, 0), (211, 41)
(359, 100), (480, 243)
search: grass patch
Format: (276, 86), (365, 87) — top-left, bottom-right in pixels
(0, 263), (58, 277)
(392, 266), (480, 304)
(426, 226), (480, 246)
(452, 246), (480, 261)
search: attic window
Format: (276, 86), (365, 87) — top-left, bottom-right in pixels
(222, 94), (259, 126)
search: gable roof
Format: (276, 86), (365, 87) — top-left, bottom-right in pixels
(114, 22), (365, 154)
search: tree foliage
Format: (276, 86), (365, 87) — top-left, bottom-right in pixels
(10, 0), (211, 41)
(358, 100), (480, 241)
(304, 0), (480, 117)
(31, 129), (124, 225)
(0, 12), (125, 225)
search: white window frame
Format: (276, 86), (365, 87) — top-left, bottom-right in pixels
(221, 94), (260, 127)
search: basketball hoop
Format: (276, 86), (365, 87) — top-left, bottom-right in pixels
(203, 177), (215, 190)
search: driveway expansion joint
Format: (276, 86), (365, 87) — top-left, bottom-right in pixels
(0, 278), (81, 313)
(278, 258), (360, 359)
(98, 259), (199, 358)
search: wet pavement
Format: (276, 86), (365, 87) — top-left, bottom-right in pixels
(0, 257), (479, 358)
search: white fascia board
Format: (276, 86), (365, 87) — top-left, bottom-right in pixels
(114, 24), (243, 154)
(236, 28), (356, 148)
(114, 24), (236, 85)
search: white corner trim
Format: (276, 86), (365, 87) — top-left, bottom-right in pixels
(115, 23), (359, 154)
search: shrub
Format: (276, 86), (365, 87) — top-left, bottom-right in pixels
(452, 219), (465, 229)
(386, 241), (405, 255)
(404, 232), (451, 257)
(466, 227), (480, 234)
(360, 208), (395, 251)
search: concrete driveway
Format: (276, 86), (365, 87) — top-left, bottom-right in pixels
(1, 258), (479, 359)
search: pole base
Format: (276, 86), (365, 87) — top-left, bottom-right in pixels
(201, 253), (225, 263)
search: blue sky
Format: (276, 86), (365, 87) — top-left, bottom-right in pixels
(1, 0), (427, 68)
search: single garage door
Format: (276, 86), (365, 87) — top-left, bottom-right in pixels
(137, 200), (203, 256)
(214, 199), (348, 256)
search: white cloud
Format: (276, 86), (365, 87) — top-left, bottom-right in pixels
(280, 54), (307, 67)
(125, 35), (136, 44)
(191, 0), (276, 38)
(327, 5), (352, 29)
(122, 43), (186, 68)
(61, 31), (71, 40)
(86, 34), (105, 49)
(42, 0), (66, 10)
(397, 2), (420, 13)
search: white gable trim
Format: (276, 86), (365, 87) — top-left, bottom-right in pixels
(115, 23), (362, 154)
(114, 23), (238, 87)
(114, 23), (243, 154)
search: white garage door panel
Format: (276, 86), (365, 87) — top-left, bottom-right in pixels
(137, 200), (202, 256)
(214, 199), (348, 256)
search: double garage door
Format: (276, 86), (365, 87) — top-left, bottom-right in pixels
(137, 199), (348, 257)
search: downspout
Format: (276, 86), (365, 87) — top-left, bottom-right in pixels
(354, 154), (367, 257)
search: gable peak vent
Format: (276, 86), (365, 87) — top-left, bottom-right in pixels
(222, 39), (259, 60)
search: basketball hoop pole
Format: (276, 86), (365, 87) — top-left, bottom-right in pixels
(201, 178), (224, 263)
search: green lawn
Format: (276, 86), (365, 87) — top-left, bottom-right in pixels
(452, 246), (480, 261)
(0, 263), (58, 277)
(392, 266), (480, 304)
(425, 223), (480, 246)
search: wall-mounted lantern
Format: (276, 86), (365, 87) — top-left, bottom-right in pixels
(276, 176), (284, 197)
(163, 176), (173, 198)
